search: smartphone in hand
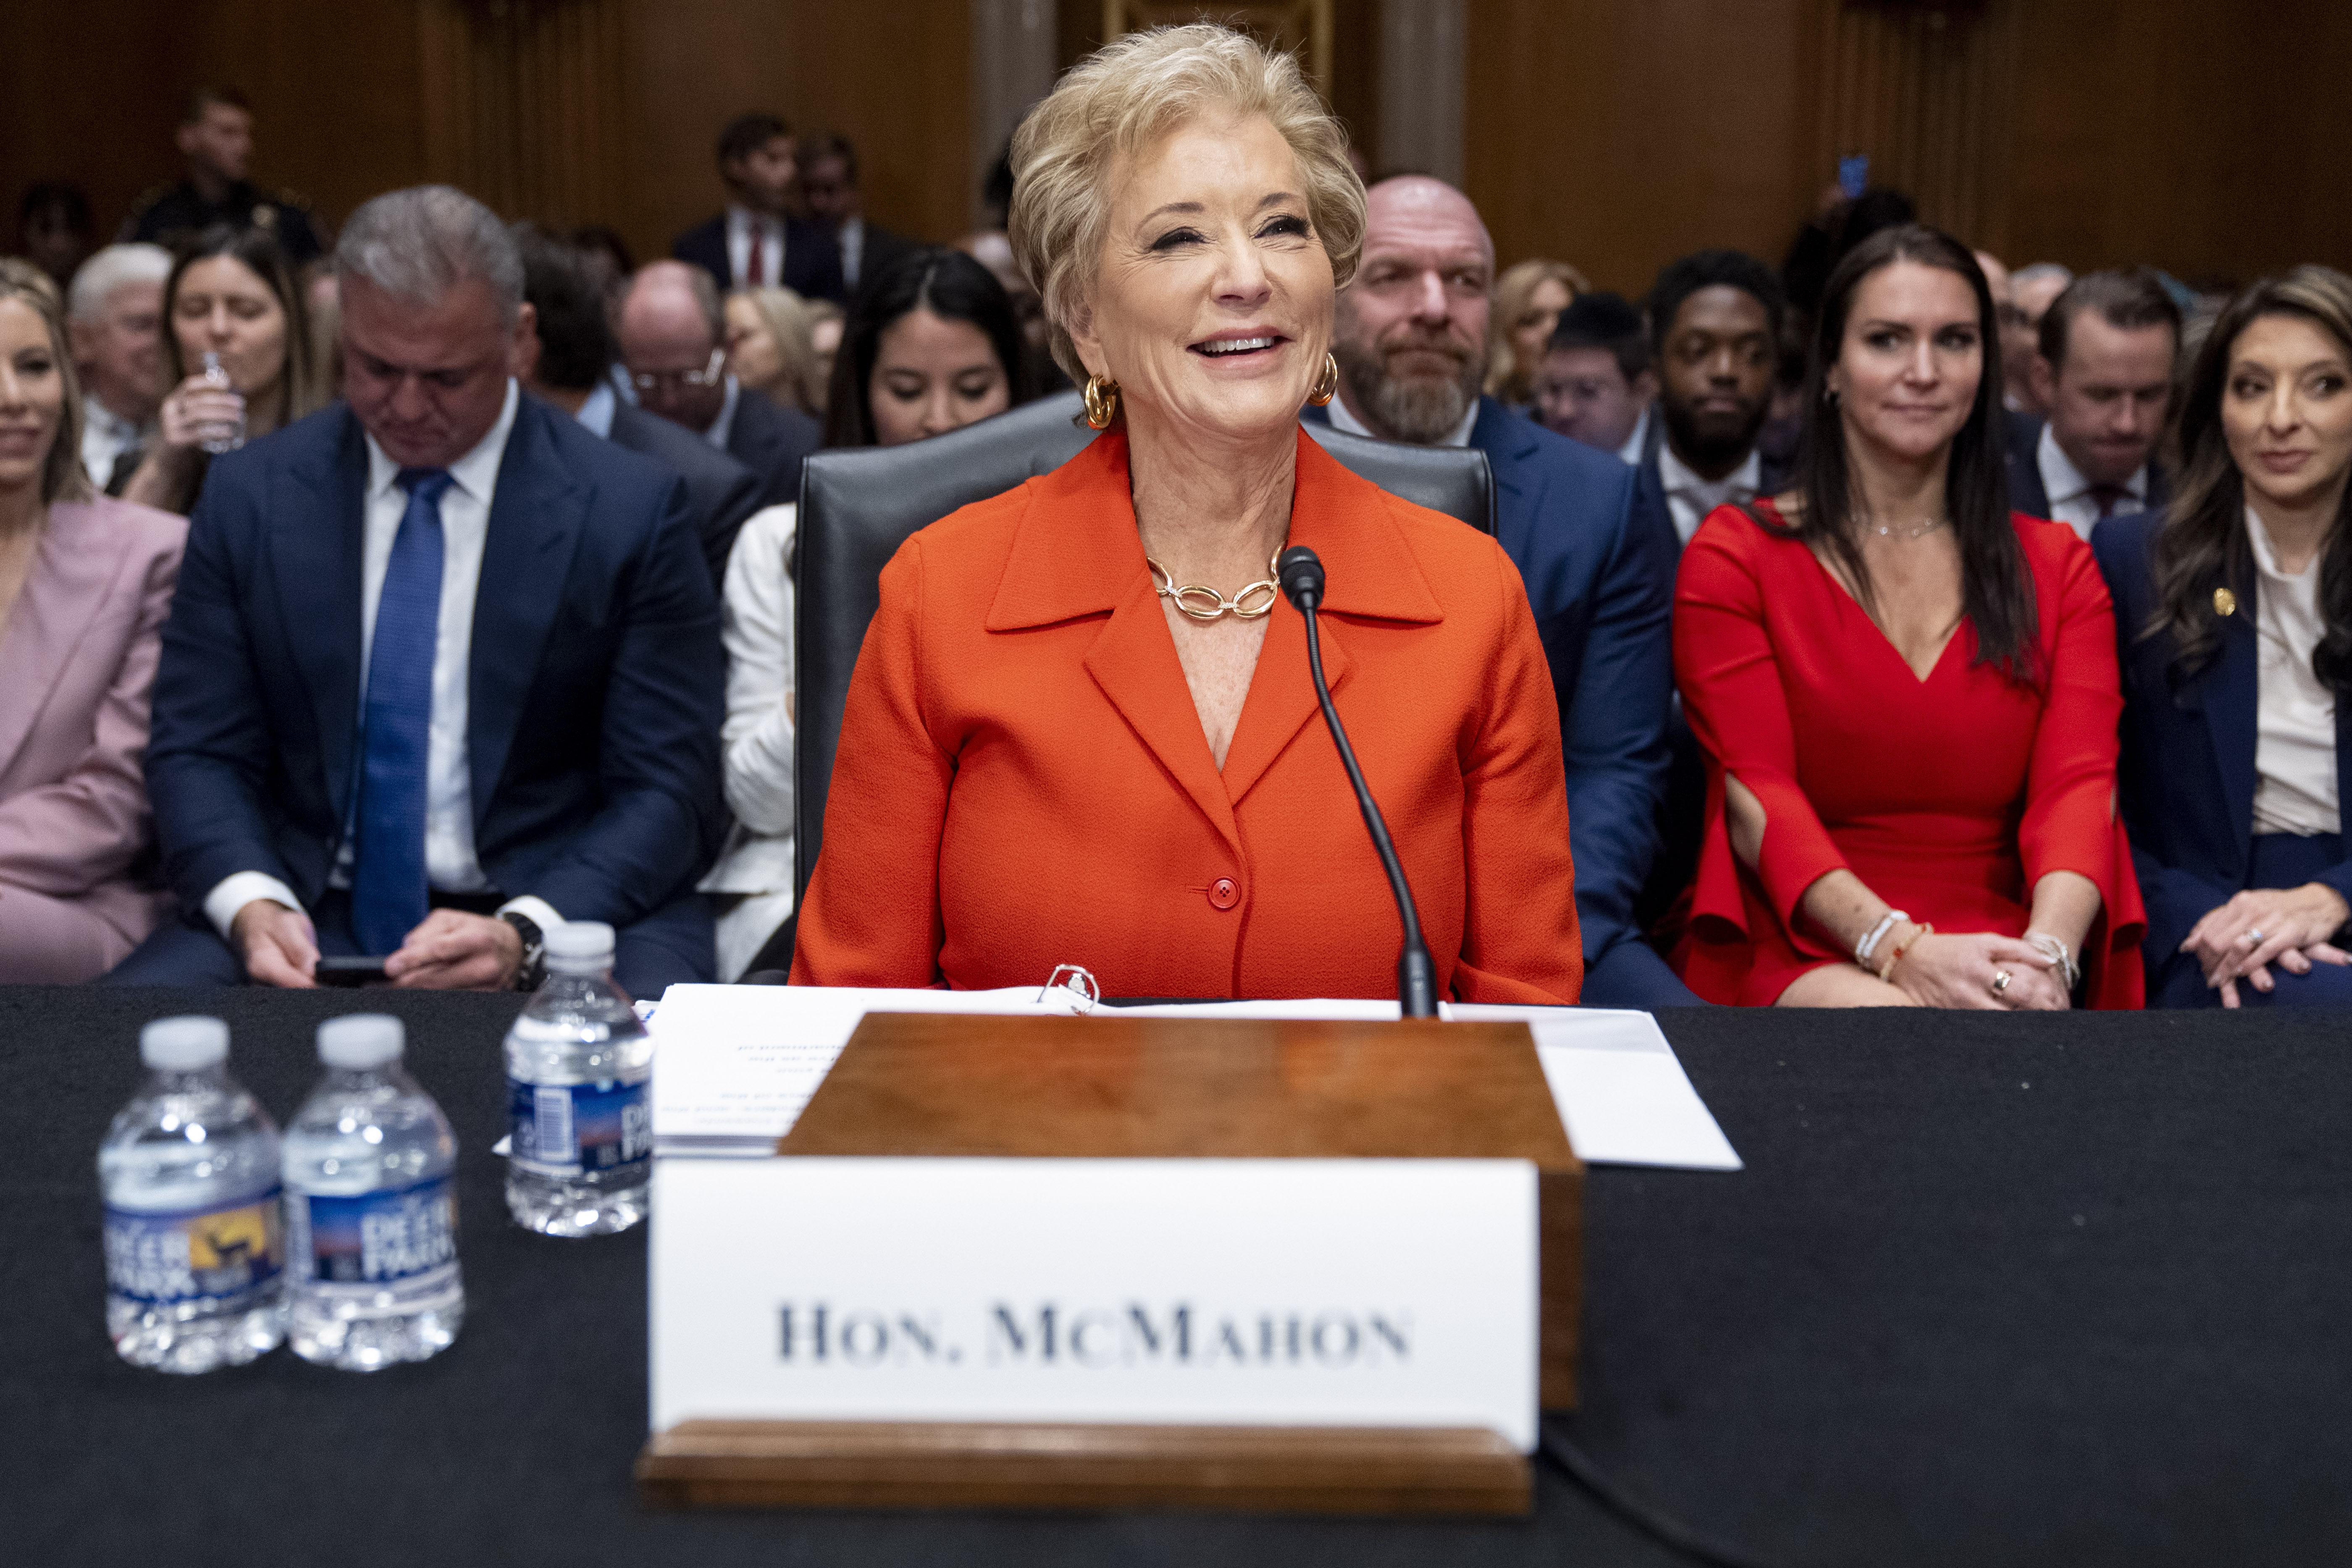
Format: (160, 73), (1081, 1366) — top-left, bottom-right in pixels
(314, 956), (391, 988)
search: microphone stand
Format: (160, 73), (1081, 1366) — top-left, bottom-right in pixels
(1278, 546), (1438, 1017)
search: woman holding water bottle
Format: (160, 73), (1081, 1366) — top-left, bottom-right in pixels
(119, 226), (324, 515)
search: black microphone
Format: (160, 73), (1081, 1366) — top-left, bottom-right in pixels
(1278, 546), (1438, 1017)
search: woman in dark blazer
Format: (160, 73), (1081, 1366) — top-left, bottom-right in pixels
(2094, 265), (2352, 1007)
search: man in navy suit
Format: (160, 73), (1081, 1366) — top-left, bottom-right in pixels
(798, 132), (919, 296)
(2006, 268), (2180, 536)
(670, 113), (846, 305)
(109, 186), (724, 996)
(1312, 176), (1694, 1008)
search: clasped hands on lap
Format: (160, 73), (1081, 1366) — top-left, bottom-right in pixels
(231, 899), (523, 990)
(1726, 774), (2097, 1009)
(2180, 883), (2352, 1009)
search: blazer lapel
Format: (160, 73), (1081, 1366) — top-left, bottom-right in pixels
(1219, 433), (1443, 808)
(2201, 590), (2259, 872)
(469, 401), (588, 817)
(0, 504), (124, 781)
(990, 432), (1242, 852)
(269, 410), (368, 822)
(1471, 398), (1540, 564)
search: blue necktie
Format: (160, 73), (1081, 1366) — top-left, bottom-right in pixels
(352, 468), (453, 954)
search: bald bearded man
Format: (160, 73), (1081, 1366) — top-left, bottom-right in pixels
(1306, 176), (1695, 1009)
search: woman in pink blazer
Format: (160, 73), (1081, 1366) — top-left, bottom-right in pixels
(0, 261), (186, 981)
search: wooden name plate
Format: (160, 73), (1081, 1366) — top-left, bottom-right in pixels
(638, 1419), (1530, 1515)
(778, 1013), (1582, 1408)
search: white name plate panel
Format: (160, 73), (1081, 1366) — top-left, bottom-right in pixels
(650, 1157), (1538, 1451)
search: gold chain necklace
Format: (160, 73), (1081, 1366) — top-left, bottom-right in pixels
(1866, 515), (1948, 540)
(1147, 549), (1285, 622)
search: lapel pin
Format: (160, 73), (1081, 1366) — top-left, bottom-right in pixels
(2214, 586), (2238, 618)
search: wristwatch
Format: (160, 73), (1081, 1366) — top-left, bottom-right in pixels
(499, 909), (547, 992)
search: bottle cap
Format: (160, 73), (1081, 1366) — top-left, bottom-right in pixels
(141, 1016), (229, 1072)
(318, 1014), (404, 1070)
(544, 920), (617, 969)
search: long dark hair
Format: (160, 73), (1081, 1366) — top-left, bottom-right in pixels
(822, 247), (1030, 448)
(2147, 265), (2352, 687)
(1782, 223), (2037, 678)
(161, 223), (323, 425)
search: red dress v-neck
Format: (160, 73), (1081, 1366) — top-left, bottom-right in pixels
(1670, 499), (2145, 1007)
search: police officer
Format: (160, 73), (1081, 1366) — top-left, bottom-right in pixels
(121, 87), (323, 269)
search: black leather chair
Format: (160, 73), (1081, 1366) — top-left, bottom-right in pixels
(794, 389), (1496, 904)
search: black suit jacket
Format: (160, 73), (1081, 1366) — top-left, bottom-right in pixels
(672, 213), (847, 305)
(145, 394), (726, 927)
(608, 400), (766, 588)
(2006, 408), (2171, 520)
(722, 385), (822, 513)
(850, 220), (921, 294)
(1626, 412), (1794, 559)
(1624, 413), (1792, 933)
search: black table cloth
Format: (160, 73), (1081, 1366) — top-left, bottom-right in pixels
(8, 986), (2348, 1566)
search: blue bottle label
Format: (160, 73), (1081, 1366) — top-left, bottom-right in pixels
(289, 1176), (459, 1287)
(507, 1073), (651, 1179)
(104, 1187), (284, 1308)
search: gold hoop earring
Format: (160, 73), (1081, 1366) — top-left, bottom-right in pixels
(1083, 374), (1120, 430)
(1308, 351), (1339, 407)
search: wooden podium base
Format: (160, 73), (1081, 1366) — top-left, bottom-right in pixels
(637, 1419), (1530, 1515)
(640, 1013), (1573, 1516)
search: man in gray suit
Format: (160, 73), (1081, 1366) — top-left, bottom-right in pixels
(514, 231), (764, 588)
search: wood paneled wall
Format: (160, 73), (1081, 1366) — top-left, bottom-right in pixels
(1469, 0), (2347, 295)
(4, 2), (2342, 302)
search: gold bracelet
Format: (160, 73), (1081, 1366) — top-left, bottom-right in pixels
(1876, 922), (1933, 983)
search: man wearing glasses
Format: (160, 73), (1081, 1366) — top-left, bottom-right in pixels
(616, 260), (819, 533)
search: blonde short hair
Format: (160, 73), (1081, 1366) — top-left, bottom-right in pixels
(0, 259), (94, 506)
(732, 286), (830, 416)
(1009, 23), (1364, 385)
(1487, 257), (1591, 400)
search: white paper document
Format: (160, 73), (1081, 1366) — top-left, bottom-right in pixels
(650, 1156), (1540, 1449)
(647, 983), (1083, 1154)
(648, 985), (1739, 1170)
(1451, 1005), (1743, 1171)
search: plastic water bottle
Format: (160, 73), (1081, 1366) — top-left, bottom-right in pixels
(195, 350), (246, 454)
(283, 1015), (463, 1369)
(99, 1017), (286, 1373)
(504, 922), (652, 1237)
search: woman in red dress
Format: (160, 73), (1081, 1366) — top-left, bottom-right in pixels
(1672, 225), (2144, 1008)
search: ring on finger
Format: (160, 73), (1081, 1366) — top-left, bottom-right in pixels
(1991, 969), (2012, 996)
(2245, 928), (2265, 944)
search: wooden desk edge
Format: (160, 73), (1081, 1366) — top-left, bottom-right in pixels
(636, 1419), (1531, 1516)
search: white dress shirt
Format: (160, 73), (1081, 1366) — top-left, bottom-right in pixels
(2247, 509), (2340, 837)
(2035, 423), (2148, 541)
(706, 376), (743, 452)
(1614, 407), (1651, 468)
(1325, 391), (1480, 449)
(203, 381), (564, 945)
(575, 380), (617, 439)
(81, 394), (150, 489)
(836, 215), (866, 290)
(1657, 441), (1763, 547)
(726, 205), (788, 289)
(698, 504), (798, 978)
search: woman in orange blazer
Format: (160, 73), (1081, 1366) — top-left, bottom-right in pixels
(792, 27), (1580, 1002)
